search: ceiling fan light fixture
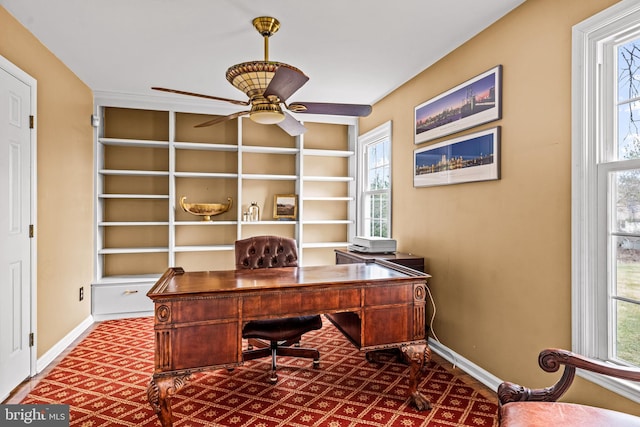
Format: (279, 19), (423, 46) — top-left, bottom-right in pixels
(226, 61), (277, 99)
(250, 103), (285, 124)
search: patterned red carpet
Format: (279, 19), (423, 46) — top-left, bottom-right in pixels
(21, 317), (498, 426)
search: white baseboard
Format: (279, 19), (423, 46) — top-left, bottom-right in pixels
(36, 315), (94, 373)
(428, 337), (504, 392)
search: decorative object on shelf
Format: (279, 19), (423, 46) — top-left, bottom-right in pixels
(179, 196), (233, 221)
(248, 201), (261, 222)
(414, 127), (500, 188)
(273, 194), (297, 220)
(414, 65), (502, 144)
(151, 16), (371, 136)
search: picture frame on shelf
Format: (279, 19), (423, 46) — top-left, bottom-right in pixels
(414, 127), (500, 188)
(273, 194), (297, 220)
(414, 65), (502, 144)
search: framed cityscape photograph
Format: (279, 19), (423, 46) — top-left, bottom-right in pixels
(414, 127), (500, 188)
(414, 65), (502, 144)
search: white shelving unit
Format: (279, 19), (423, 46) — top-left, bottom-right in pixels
(91, 100), (357, 319)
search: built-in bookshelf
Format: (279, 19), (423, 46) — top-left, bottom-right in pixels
(92, 101), (357, 319)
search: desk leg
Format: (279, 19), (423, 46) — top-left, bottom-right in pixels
(365, 344), (432, 411)
(147, 373), (192, 427)
(400, 344), (432, 411)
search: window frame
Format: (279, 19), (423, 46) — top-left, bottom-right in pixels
(357, 121), (392, 238)
(572, 0), (640, 402)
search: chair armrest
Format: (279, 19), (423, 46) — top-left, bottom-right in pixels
(498, 348), (640, 405)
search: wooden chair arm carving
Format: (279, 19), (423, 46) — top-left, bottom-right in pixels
(498, 348), (640, 405)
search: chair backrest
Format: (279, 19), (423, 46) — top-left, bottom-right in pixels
(235, 235), (299, 269)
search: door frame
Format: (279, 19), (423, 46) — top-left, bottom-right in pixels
(0, 54), (37, 377)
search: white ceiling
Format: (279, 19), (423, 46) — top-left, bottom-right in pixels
(1, 0), (525, 109)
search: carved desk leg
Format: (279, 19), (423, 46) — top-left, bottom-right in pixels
(147, 373), (192, 427)
(400, 344), (432, 411)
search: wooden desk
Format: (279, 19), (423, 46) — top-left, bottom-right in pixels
(146, 261), (432, 427)
(335, 248), (425, 272)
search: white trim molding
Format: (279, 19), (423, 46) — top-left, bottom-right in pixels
(429, 338), (503, 392)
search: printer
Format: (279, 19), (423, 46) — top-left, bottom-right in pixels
(348, 236), (397, 254)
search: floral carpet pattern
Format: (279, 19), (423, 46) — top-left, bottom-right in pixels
(21, 317), (498, 426)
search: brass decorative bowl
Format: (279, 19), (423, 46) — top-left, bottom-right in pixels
(179, 196), (233, 221)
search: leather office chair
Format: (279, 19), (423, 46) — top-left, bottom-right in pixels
(498, 348), (640, 426)
(235, 235), (322, 383)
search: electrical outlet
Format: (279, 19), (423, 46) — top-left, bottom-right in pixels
(79, 286), (84, 301)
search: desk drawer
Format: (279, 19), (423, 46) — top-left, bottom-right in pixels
(92, 282), (154, 316)
(242, 287), (361, 318)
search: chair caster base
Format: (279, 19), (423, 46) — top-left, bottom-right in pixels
(313, 359), (320, 368)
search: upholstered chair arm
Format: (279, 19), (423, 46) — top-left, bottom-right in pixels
(498, 348), (640, 405)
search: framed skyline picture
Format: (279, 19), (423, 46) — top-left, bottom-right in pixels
(414, 65), (502, 144)
(414, 127), (500, 188)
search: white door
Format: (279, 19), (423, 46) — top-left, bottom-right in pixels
(0, 61), (33, 401)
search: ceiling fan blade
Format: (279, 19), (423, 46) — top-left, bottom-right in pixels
(195, 110), (250, 128)
(263, 67), (309, 102)
(288, 102), (372, 117)
(277, 111), (307, 136)
(151, 87), (250, 106)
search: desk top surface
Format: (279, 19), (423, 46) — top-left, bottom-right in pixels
(148, 262), (429, 299)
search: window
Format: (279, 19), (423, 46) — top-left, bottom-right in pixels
(611, 37), (640, 368)
(573, 0), (640, 401)
(357, 121), (392, 238)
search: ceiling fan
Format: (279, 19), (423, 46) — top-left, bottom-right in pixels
(152, 16), (372, 136)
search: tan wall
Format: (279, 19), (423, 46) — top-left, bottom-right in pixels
(361, 0), (640, 416)
(0, 7), (94, 358)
